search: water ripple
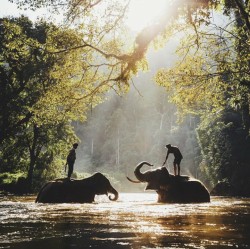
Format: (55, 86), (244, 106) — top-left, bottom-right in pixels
(0, 194), (249, 249)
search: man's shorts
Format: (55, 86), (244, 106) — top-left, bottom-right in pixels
(174, 157), (182, 165)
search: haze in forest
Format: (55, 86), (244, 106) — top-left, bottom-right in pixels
(73, 39), (197, 192)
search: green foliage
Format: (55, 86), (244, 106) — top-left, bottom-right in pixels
(154, 1), (250, 191)
(155, 0), (250, 117)
(0, 16), (104, 191)
(0, 172), (25, 185)
(197, 110), (250, 187)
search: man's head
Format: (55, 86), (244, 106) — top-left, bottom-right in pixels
(166, 144), (171, 149)
(73, 143), (78, 149)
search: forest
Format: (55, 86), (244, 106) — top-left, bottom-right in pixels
(0, 0), (249, 196)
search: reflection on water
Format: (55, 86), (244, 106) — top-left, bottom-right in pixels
(0, 193), (249, 249)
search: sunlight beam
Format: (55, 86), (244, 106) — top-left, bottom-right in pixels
(126, 0), (168, 31)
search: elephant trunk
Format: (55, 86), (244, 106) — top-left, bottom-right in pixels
(134, 161), (153, 182)
(108, 185), (119, 201)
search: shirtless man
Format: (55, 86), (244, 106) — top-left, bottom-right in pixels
(66, 143), (78, 179)
(162, 144), (183, 176)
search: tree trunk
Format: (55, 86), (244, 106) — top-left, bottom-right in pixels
(116, 128), (120, 166)
(27, 124), (39, 192)
(242, 95), (250, 134)
(91, 138), (94, 155)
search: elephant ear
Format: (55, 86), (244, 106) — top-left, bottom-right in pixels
(145, 182), (160, 190)
(145, 167), (170, 190)
(161, 167), (170, 178)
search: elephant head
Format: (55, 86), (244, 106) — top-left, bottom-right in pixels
(88, 173), (119, 201)
(35, 172), (118, 203)
(128, 161), (170, 190)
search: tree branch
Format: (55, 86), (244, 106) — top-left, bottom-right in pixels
(234, 0), (250, 32)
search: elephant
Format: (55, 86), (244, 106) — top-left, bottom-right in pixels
(35, 172), (119, 203)
(127, 161), (210, 203)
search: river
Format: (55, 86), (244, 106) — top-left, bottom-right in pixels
(0, 193), (249, 249)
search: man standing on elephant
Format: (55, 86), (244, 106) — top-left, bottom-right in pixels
(65, 143), (78, 179)
(162, 144), (183, 176)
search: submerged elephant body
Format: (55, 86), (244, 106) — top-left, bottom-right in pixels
(157, 178), (210, 203)
(128, 161), (210, 203)
(36, 173), (118, 203)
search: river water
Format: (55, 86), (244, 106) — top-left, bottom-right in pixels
(0, 193), (249, 249)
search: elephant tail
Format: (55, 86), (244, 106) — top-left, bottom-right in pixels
(126, 176), (140, 183)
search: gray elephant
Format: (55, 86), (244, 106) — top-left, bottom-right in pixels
(35, 173), (118, 203)
(127, 161), (210, 203)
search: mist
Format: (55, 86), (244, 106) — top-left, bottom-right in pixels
(72, 38), (201, 192)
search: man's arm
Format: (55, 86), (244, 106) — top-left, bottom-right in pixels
(162, 152), (169, 166)
(67, 149), (76, 161)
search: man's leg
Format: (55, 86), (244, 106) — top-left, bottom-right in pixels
(173, 163), (177, 176)
(68, 163), (73, 178)
(177, 158), (182, 176)
(177, 163), (180, 176)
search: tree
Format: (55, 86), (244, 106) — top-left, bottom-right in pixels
(155, 1), (250, 190)
(11, 0), (225, 88)
(0, 16), (105, 191)
(155, 1), (249, 117)
(197, 110), (250, 190)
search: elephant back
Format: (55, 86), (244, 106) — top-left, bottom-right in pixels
(157, 178), (210, 203)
